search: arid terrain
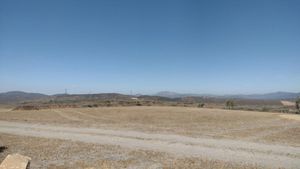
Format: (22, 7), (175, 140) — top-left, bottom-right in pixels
(0, 106), (299, 169)
(2, 0), (300, 168)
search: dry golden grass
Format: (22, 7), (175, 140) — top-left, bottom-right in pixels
(0, 133), (263, 169)
(0, 106), (299, 145)
(0, 106), (299, 168)
(280, 114), (300, 121)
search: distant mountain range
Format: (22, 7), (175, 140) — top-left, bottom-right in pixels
(0, 91), (48, 104)
(0, 90), (299, 104)
(0, 91), (131, 104)
(154, 91), (300, 100)
(223, 92), (300, 100)
(155, 91), (216, 98)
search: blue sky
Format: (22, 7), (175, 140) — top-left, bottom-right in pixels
(0, 0), (299, 95)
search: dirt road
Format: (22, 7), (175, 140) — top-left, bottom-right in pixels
(0, 121), (299, 169)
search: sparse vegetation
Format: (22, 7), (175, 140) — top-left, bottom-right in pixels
(296, 98), (300, 114)
(198, 103), (205, 108)
(7, 94), (299, 114)
(105, 100), (112, 107)
(83, 104), (98, 108)
(261, 107), (269, 112)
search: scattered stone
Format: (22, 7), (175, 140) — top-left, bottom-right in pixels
(0, 154), (31, 169)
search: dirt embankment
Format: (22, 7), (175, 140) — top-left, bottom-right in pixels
(13, 104), (79, 110)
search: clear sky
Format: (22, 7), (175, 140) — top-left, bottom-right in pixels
(0, 0), (299, 95)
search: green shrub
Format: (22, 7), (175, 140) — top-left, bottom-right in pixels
(198, 103), (205, 108)
(225, 100), (234, 109)
(261, 107), (269, 112)
(105, 100), (112, 107)
(296, 98), (300, 114)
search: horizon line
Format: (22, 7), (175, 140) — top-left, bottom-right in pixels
(1, 90), (299, 96)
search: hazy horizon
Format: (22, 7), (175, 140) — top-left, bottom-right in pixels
(1, 89), (300, 96)
(1, 0), (300, 95)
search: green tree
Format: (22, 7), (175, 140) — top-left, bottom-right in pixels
(226, 100), (234, 110)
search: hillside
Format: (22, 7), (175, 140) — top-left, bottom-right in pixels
(1, 91), (299, 105)
(155, 91), (300, 100)
(0, 91), (49, 104)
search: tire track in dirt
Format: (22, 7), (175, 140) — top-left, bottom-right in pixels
(245, 125), (300, 141)
(71, 110), (114, 121)
(52, 110), (82, 121)
(216, 119), (299, 140)
(0, 121), (299, 169)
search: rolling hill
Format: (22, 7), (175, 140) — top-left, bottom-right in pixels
(0, 91), (49, 104)
(155, 91), (300, 100)
(0, 91), (299, 105)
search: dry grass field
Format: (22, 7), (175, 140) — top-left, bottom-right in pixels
(0, 106), (299, 169)
(281, 101), (296, 107)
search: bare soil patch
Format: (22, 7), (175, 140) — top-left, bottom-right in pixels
(0, 106), (299, 168)
(281, 100), (295, 106)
